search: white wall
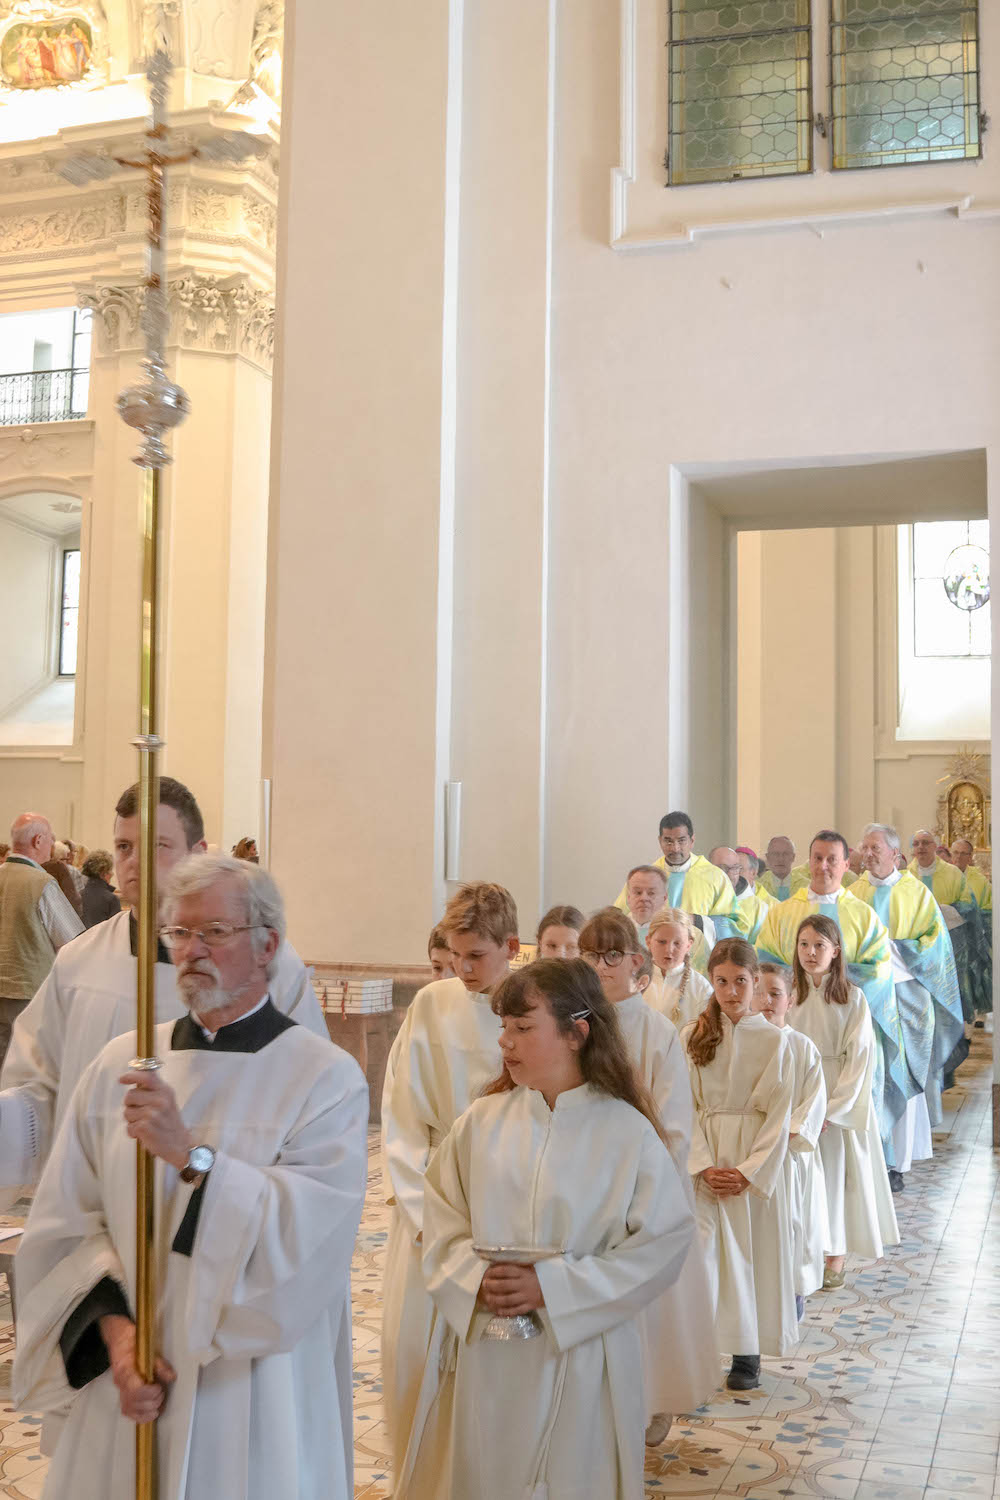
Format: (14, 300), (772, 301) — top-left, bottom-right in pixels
(0, 515), (56, 714)
(543, 0), (1000, 922)
(0, 309), (75, 376)
(266, 0), (998, 961)
(735, 524), (979, 858)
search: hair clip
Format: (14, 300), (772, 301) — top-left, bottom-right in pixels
(570, 1008), (591, 1020)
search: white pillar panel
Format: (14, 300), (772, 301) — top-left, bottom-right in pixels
(448, 0), (555, 927)
(263, 0), (460, 961)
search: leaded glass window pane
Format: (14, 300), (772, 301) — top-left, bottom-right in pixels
(667, 1), (813, 185)
(911, 520), (990, 659)
(831, 0), (981, 170)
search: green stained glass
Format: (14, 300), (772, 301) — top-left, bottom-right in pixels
(667, 0), (813, 184)
(831, 1), (980, 169)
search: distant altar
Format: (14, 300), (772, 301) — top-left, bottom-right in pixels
(937, 748), (991, 869)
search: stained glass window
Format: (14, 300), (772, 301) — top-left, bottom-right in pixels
(667, 0), (813, 185)
(59, 548), (80, 676)
(831, 0), (981, 170)
(911, 520), (990, 659)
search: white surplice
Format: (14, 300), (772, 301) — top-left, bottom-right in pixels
(13, 1015), (368, 1500)
(786, 977), (899, 1259)
(613, 993), (720, 1415)
(400, 1084), (694, 1500)
(380, 975), (503, 1477)
(683, 1011), (798, 1357)
(780, 1026), (829, 1297)
(644, 963), (713, 1030)
(0, 910), (326, 1192)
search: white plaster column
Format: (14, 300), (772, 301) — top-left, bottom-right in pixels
(263, 0), (462, 962)
(447, 0), (555, 921)
(80, 278), (275, 852)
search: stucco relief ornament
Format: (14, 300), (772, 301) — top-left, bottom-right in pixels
(0, 426), (72, 469)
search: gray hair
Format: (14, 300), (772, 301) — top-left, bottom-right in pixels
(861, 822), (900, 853)
(9, 813), (50, 851)
(911, 827), (935, 845)
(162, 853), (286, 976)
(82, 849), (114, 880)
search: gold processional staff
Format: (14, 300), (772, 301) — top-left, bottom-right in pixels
(60, 51), (259, 1500)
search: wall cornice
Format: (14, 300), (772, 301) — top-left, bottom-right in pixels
(0, 111), (276, 304)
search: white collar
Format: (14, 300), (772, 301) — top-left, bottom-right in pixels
(664, 855), (693, 875)
(868, 867), (901, 888)
(193, 990), (271, 1042)
(807, 885), (844, 903)
(916, 859), (936, 874)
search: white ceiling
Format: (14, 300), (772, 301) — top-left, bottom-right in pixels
(0, 490), (82, 537)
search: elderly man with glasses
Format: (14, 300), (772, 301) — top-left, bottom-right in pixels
(14, 853), (367, 1500)
(0, 776), (326, 1205)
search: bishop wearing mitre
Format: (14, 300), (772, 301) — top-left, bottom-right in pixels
(13, 855), (368, 1500)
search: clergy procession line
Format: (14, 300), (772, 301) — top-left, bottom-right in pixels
(381, 811), (985, 1497)
(0, 787), (987, 1499)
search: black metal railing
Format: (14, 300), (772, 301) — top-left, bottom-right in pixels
(0, 367), (90, 426)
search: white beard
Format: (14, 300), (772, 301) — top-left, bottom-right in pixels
(176, 961), (252, 1015)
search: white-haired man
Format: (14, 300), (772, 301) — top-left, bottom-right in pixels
(14, 854), (367, 1500)
(909, 827), (985, 1022)
(852, 823), (965, 1191)
(0, 777), (326, 1200)
(0, 813), (83, 1064)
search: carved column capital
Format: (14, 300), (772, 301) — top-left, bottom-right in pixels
(79, 272), (275, 370)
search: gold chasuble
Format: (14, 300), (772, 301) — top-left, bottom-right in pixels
(758, 865), (809, 902)
(907, 858), (969, 909)
(963, 864), (992, 913)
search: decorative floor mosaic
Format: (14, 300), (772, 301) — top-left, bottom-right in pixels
(0, 1034), (995, 1499)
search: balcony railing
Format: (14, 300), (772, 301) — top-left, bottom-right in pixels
(0, 368), (90, 426)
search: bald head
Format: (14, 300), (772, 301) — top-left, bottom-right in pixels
(709, 846), (742, 889)
(766, 834), (796, 879)
(10, 812), (54, 864)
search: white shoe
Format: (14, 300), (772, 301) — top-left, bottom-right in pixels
(645, 1413), (673, 1446)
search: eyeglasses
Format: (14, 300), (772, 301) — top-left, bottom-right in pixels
(160, 923), (261, 950)
(581, 948), (626, 968)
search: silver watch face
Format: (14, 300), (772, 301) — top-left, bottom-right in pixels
(188, 1145), (215, 1174)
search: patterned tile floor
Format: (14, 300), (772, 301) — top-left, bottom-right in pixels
(0, 1034), (994, 1499)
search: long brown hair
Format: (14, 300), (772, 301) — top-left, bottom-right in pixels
(793, 915), (850, 1005)
(686, 937), (759, 1067)
(482, 959), (669, 1147)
